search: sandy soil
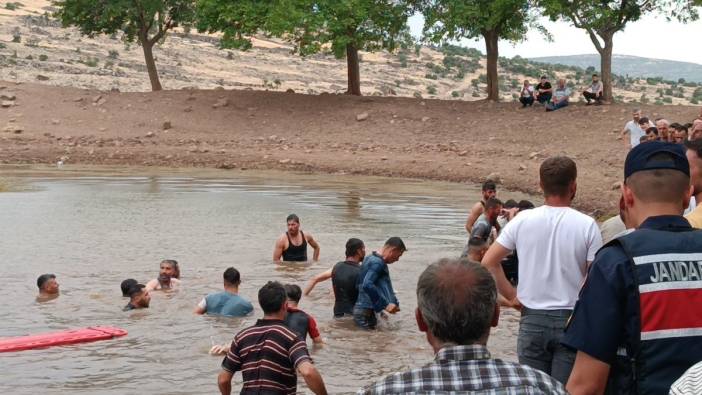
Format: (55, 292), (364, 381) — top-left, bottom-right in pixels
(2, 81), (700, 216)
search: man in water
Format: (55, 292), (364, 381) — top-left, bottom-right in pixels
(195, 267), (254, 317)
(359, 259), (566, 394)
(470, 197), (503, 243)
(284, 284), (323, 344)
(120, 278), (138, 297)
(620, 109), (646, 150)
(145, 259), (181, 291)
(465, 181), (497, 233)
(353, 237), (406, 330)
(462, 236), (488, 262)
(304, 238), (366, 318)
(124, 284), (150, 311)
(36, 273), (59, 301)
(217, 281), (327, 395)
(273, 214), (320, 262)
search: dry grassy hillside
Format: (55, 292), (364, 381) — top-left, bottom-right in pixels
(1, 0), (700, 105)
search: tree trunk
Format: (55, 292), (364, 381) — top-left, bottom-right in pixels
(600, 34), (614, 102)
(483, 30), (499, 101)
(141, 40), (163, 91)
(346, 43), (361, 96)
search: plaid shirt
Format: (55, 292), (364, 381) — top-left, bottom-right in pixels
(358, 344), (567, 395)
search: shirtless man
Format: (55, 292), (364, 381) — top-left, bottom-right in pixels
(304, 238), (365, 317)
(465, 181), (497, 233)
(273, 214), (320, 262)
(145, 259), (181, 291)
(36, 273), (59, 302)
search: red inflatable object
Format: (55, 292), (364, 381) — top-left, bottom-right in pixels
(0, 326), (127, 353)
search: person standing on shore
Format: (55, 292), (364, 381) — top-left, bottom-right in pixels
(304, 238), (366, 318)
(465, 181), (498, 233)
(353, 237), (406, 330)
(620, 109), (646, 150)
(273, 214), (320, 262)
(563, 142), (702, 395)
(481, 156), (602, 385)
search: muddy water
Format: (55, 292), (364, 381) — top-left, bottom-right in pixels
(0, 167), (528, 394)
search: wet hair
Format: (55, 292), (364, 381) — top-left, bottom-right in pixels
(517, 200), (535, 210)
(37, 274), (56, 290)
(384, 236), (407, 252)
(258, 281), (287, 314)
(286, 214), (300, 224)
(539, 156), (577, 197)
(503, 199), (518, 209)
(345, 238), (365, 258)
(223, 267), (241, 286)
(467, 237), (488, 255)
(640, 136), (649, 143)
(485, 197), (503, 210)
(417, 258), (496, 344)
(161, 259), (180, 279)
(482, 181), (497, 192)
(127, 284), (145, 299)
(625, 153), (690, 204)
(121, 278), (138, 297)
(685, 138), (702, 158)
(284, 283), (302, 303)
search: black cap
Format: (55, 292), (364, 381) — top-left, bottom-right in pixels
(385, 236), (407, 252)
(624, 141), (689, 179)
(126, 284), (146, 298)
(120, 278), (138, 297)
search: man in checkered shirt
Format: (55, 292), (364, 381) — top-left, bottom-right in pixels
(358, 259), (566, 394)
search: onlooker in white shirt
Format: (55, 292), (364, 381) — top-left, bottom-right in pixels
(620, 109), (646, 149)
(482, 156), (603, 385)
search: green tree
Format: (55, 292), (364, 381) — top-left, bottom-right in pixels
(54, 0), (196, 91)
(414, 0), (533, 101)
(539, 0), (699, 103)
(288, 0), (414, 95)
(195, 1), (285, 50)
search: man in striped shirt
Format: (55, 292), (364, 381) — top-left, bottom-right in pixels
(217, 281), (327, 395)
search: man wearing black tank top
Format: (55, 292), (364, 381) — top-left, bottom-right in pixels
(273, 214), (321, 262)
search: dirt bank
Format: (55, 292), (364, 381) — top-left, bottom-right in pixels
(1, 81), (699, 216)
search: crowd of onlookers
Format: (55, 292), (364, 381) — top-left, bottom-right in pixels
(519, 74), (603, 111)
(620, 108), (702, 148)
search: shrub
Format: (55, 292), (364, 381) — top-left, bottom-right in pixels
(451, 91), (460, 98)
(39, 54), (48, 61)
(5, 2), (23, 10)
(12, 33), (21, 43)
(662, 97), (673, 104)
(425, 73), (438, 80)
(427, 85), (437, 95)
(108, 50), (119, 59)
(25, 55), (33, 60)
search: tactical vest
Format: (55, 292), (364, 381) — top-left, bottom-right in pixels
(606, 227), (702, 395)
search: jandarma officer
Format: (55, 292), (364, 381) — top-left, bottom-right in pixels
(563, 141), (702, 395)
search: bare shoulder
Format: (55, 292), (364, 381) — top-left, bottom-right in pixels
(145, 279), (158, 290)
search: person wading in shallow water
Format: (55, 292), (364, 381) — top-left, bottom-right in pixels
(465, 181), (498, 233)
(273, 214), (320, 262)
(145, 259), (181, 291)
(36, 273), (59, 302)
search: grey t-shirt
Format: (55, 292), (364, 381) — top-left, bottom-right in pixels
(471, 214), (492, 242)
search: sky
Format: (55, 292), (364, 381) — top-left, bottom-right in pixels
(408, 13), (702, 65)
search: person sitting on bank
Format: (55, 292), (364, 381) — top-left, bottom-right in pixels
(519, 80), (535, 108)
(273, 214), (321, 262)
(284, 284), (323, 344)
(217, 281), (327, 395)
(535, 75), (553, 104)
(195, 267), (253, 317)
(304, 238), (366, 318)
(582, 73), (603, 105)
(145, 259), (181, 291)
(124, 283), (151, 311)
(546, 79), (571, 112)
(120, 278), (138, 297)
(36, 273), (59, 301)
(358, 259), (567, 394)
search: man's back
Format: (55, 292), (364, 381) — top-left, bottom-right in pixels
(496, 205), (602, 310)
(471, 214), (492, 242)
(222, 319), (311, 394)
(358, 344), (566, 395)
(205, 291), (254, 317)
(331, 260), (360, 316)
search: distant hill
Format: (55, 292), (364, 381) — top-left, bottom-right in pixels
(530, 54), (702, 83)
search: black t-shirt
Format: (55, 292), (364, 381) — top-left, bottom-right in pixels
(536, 82), (552, 94)
(331, 260), (361, 317)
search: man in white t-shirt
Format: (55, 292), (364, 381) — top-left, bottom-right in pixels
(620, 109), (645, 149)
(482, 156), (603, 385)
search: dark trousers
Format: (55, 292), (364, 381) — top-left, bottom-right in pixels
(536, 93), (551, 104)
(518, 307), (576, 385)
(353, 307), (378, 330)
(583, 91), (602, 103)
(519, 96), (534, 107)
